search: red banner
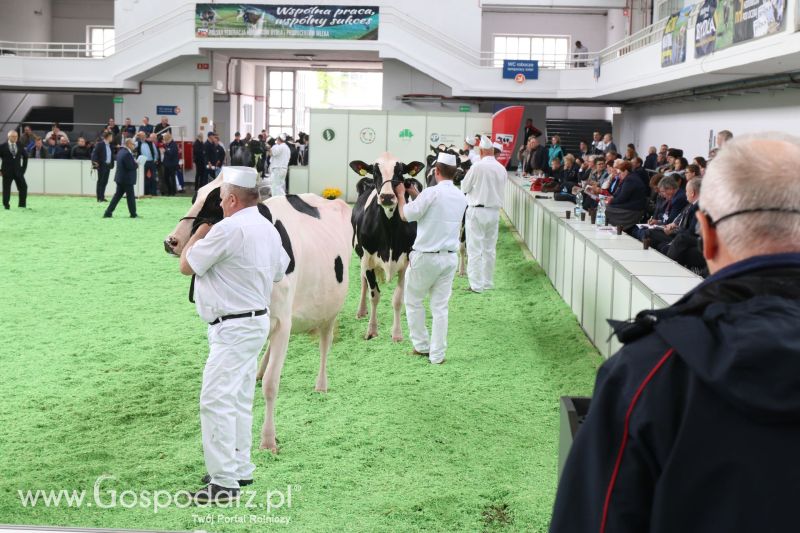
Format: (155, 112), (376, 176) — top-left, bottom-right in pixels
(491, 105), (525, 167)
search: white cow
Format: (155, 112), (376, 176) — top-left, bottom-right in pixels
(164, 176), (352, 452)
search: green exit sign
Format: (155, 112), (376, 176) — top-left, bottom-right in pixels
(459, 105), (470, 112)
(113, 96), (124, 104)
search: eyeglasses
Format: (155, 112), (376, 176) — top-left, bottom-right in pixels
(700, 207), (800, 228)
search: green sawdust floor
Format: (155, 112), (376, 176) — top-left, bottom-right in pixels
(0, 196), (601, 532)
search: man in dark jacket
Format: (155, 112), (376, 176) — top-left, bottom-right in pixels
(1, 130), (29, 209)
(643, 146), (659, 172)
(524, 136), (548, 175)
(91, 131), (115, 202)
(647, 177), (701, 254)
(161, 133), (180, 196)
(104, 138), (138, 218)
(550, 133), (800, 533)
(193, 134), (207, 193)
(204, 132), (219, 180)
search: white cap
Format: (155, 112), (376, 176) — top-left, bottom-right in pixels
(465, 136), (476, 146)
(492, 142), (503, 151)
(436, 152), (457, 166)
(479, 136), (493, 150)
(279, 133), (288, 141)
(222, 166), (259, 188)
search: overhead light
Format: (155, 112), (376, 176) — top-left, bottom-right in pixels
(294, 53), (315, 60)
(310, 63), (328, 67)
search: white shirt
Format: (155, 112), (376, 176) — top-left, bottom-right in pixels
(403, 180), (467, 253)
(269, 142), (290, 169)
(187, 206), (290, 323)
(468, 149), (480, 166)
(461, 155), (507, 208)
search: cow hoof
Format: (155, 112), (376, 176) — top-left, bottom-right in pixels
(356, 309), (367, 319)
(315, 384), (328, 393)
(365, 332), (378, 340)
(260, 443), (279, 454)
(255, 373), (264, 382)
(392, 335), (403, 343)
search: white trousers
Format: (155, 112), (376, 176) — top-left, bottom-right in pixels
(201, 315), (269, 489)
(404, 252), (458, 364)
(270, 167), (287, 196)
(465, 206), (500, 292)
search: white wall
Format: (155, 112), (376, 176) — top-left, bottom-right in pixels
(0, 0), (52, 42)
(615, 90), (800, 159)
(51, 0), (113, 43)
(547, 106), (610, 120)
(481, 11), (608, 54)
(382, 59), (464, 112)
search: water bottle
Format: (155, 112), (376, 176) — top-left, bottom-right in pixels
(517, 161), (522, 176)
(574, 191), (583, 217)
(596, 198), (606, 227)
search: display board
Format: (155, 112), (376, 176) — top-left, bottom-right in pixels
(694, 0), (786, 58)
(309, 110), (492, 202)
(661, 6), (693, 67)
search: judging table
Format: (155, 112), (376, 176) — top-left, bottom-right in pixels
(503, 175), (703, 358)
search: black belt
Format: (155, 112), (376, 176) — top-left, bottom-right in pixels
(414, 250), (456, 254)
(471, 204), (497, 208)
(209, 309), (267, 325)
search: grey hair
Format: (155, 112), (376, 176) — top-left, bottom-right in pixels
(125, 139), (136, 149)
(700, 132), (800, 258)
(221, 182), (260, 205)
(686, 178), (702, 196)
(658, 176), (679, 190)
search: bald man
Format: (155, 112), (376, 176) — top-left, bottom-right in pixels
(1, 131), (29, 209)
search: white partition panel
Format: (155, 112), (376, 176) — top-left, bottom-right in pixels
(26, 160), (45, 194)
(44, 161), (84, 195)
(464, 115), (492, 142)
(347, 111), (389, 198)
(503, 175), (703, 359)
(386, 114), (427, 169)
(426, 113), (467, 149)
(288, 167), (310, 195)
(310, 110), (350, 202)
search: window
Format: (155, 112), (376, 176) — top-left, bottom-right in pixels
(493, 35), (570, 69)
(268, 71), (295, 139)
(87, 26), (114, 58)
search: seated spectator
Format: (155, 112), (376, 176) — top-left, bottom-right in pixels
(548, 135), (564, 165)
(708, 147), (719, 160)
(631, 156), (648, 187)
(543, 154), (580, 194)
(659, 147), (683, 173)
(154, 116), (171, 139)
(562, 153), (579, 184)
(604, 151), (618, 166)
(644, 146), (658, 171)
(685, 164), (700, 183)
(123, 117), (137, 138)
(603, 133), (617, 154)
(693, 156), (707, 176)
(646, 175), (688, 230)
(579, 141), (590, 160)
(578, 156), (595, 181)
(624, 144), (637, 161)
(602, 160), (622, 196)
(591, 131), (605, 154)
(20, 125), (35, 151)
(665, 156), (688, 186)
(106, 118), (120, 137)
(45, 124), (69, 143)
(52, 137), (71, 159)
(716, 129), (733, 148)
(71, 137), (92, 160)
(646, 177), (701, 253)
(139, 116), (154, 135)
(590, 158), (609, 185)
(45, 137), (57, 157)
(605, 160), (648, 229)
(646, 172), (664, 218)
(656, 148), (668, 169)
(28, 136), (49, 159)
(523, 136), (548, 175)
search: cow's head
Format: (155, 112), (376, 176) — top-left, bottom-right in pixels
(163, 173), (224, 256)
(350, 154), (424, 218)
(425, 149), (471, 187)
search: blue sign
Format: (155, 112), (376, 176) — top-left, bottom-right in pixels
(502, 60), (539, 81)
(156, 105), (180, 115)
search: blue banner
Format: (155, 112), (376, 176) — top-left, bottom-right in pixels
(157, 105), (180, 115)
(502, 60), (539, 81)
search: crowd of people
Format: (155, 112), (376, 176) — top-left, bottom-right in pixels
(517, 127), (736, 276)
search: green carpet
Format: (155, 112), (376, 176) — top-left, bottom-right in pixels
(0, 195), (601, 532)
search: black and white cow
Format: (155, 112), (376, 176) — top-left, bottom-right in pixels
(164, 175), (352, 453)
(238, 7), (265, 33)
(349, 153), (424, 341)
(198, 8), (218, 31)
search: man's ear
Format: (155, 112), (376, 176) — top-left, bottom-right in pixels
(349, 160), (372, 177)
(696, 210), (717, 261)
(403, 161), (425, 177)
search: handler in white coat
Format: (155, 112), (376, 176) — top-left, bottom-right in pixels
(465, 136), (481, 166)
(461, 136), (507, 293)
(180, 166), (289, 504)
(395, 153), (467, 364)
(268, 133), (291, 196)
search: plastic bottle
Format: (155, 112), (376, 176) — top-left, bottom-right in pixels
(596, 198), (606, 227)
(574, 191), (583, 217)
(517, 161), (522, 176)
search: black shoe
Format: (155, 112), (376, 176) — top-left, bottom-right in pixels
(130, 214), (139, 218)
(192, 483), (240, 505)
(103, 213), (112, 218)
(98, 199), (108, 203)
(201, 474), (253, 487)
(3, 206), (9, 210)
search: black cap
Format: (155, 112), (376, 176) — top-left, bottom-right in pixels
(234, 131), (240, 136)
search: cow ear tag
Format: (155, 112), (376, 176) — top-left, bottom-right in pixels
(359, 169), (366, 176)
